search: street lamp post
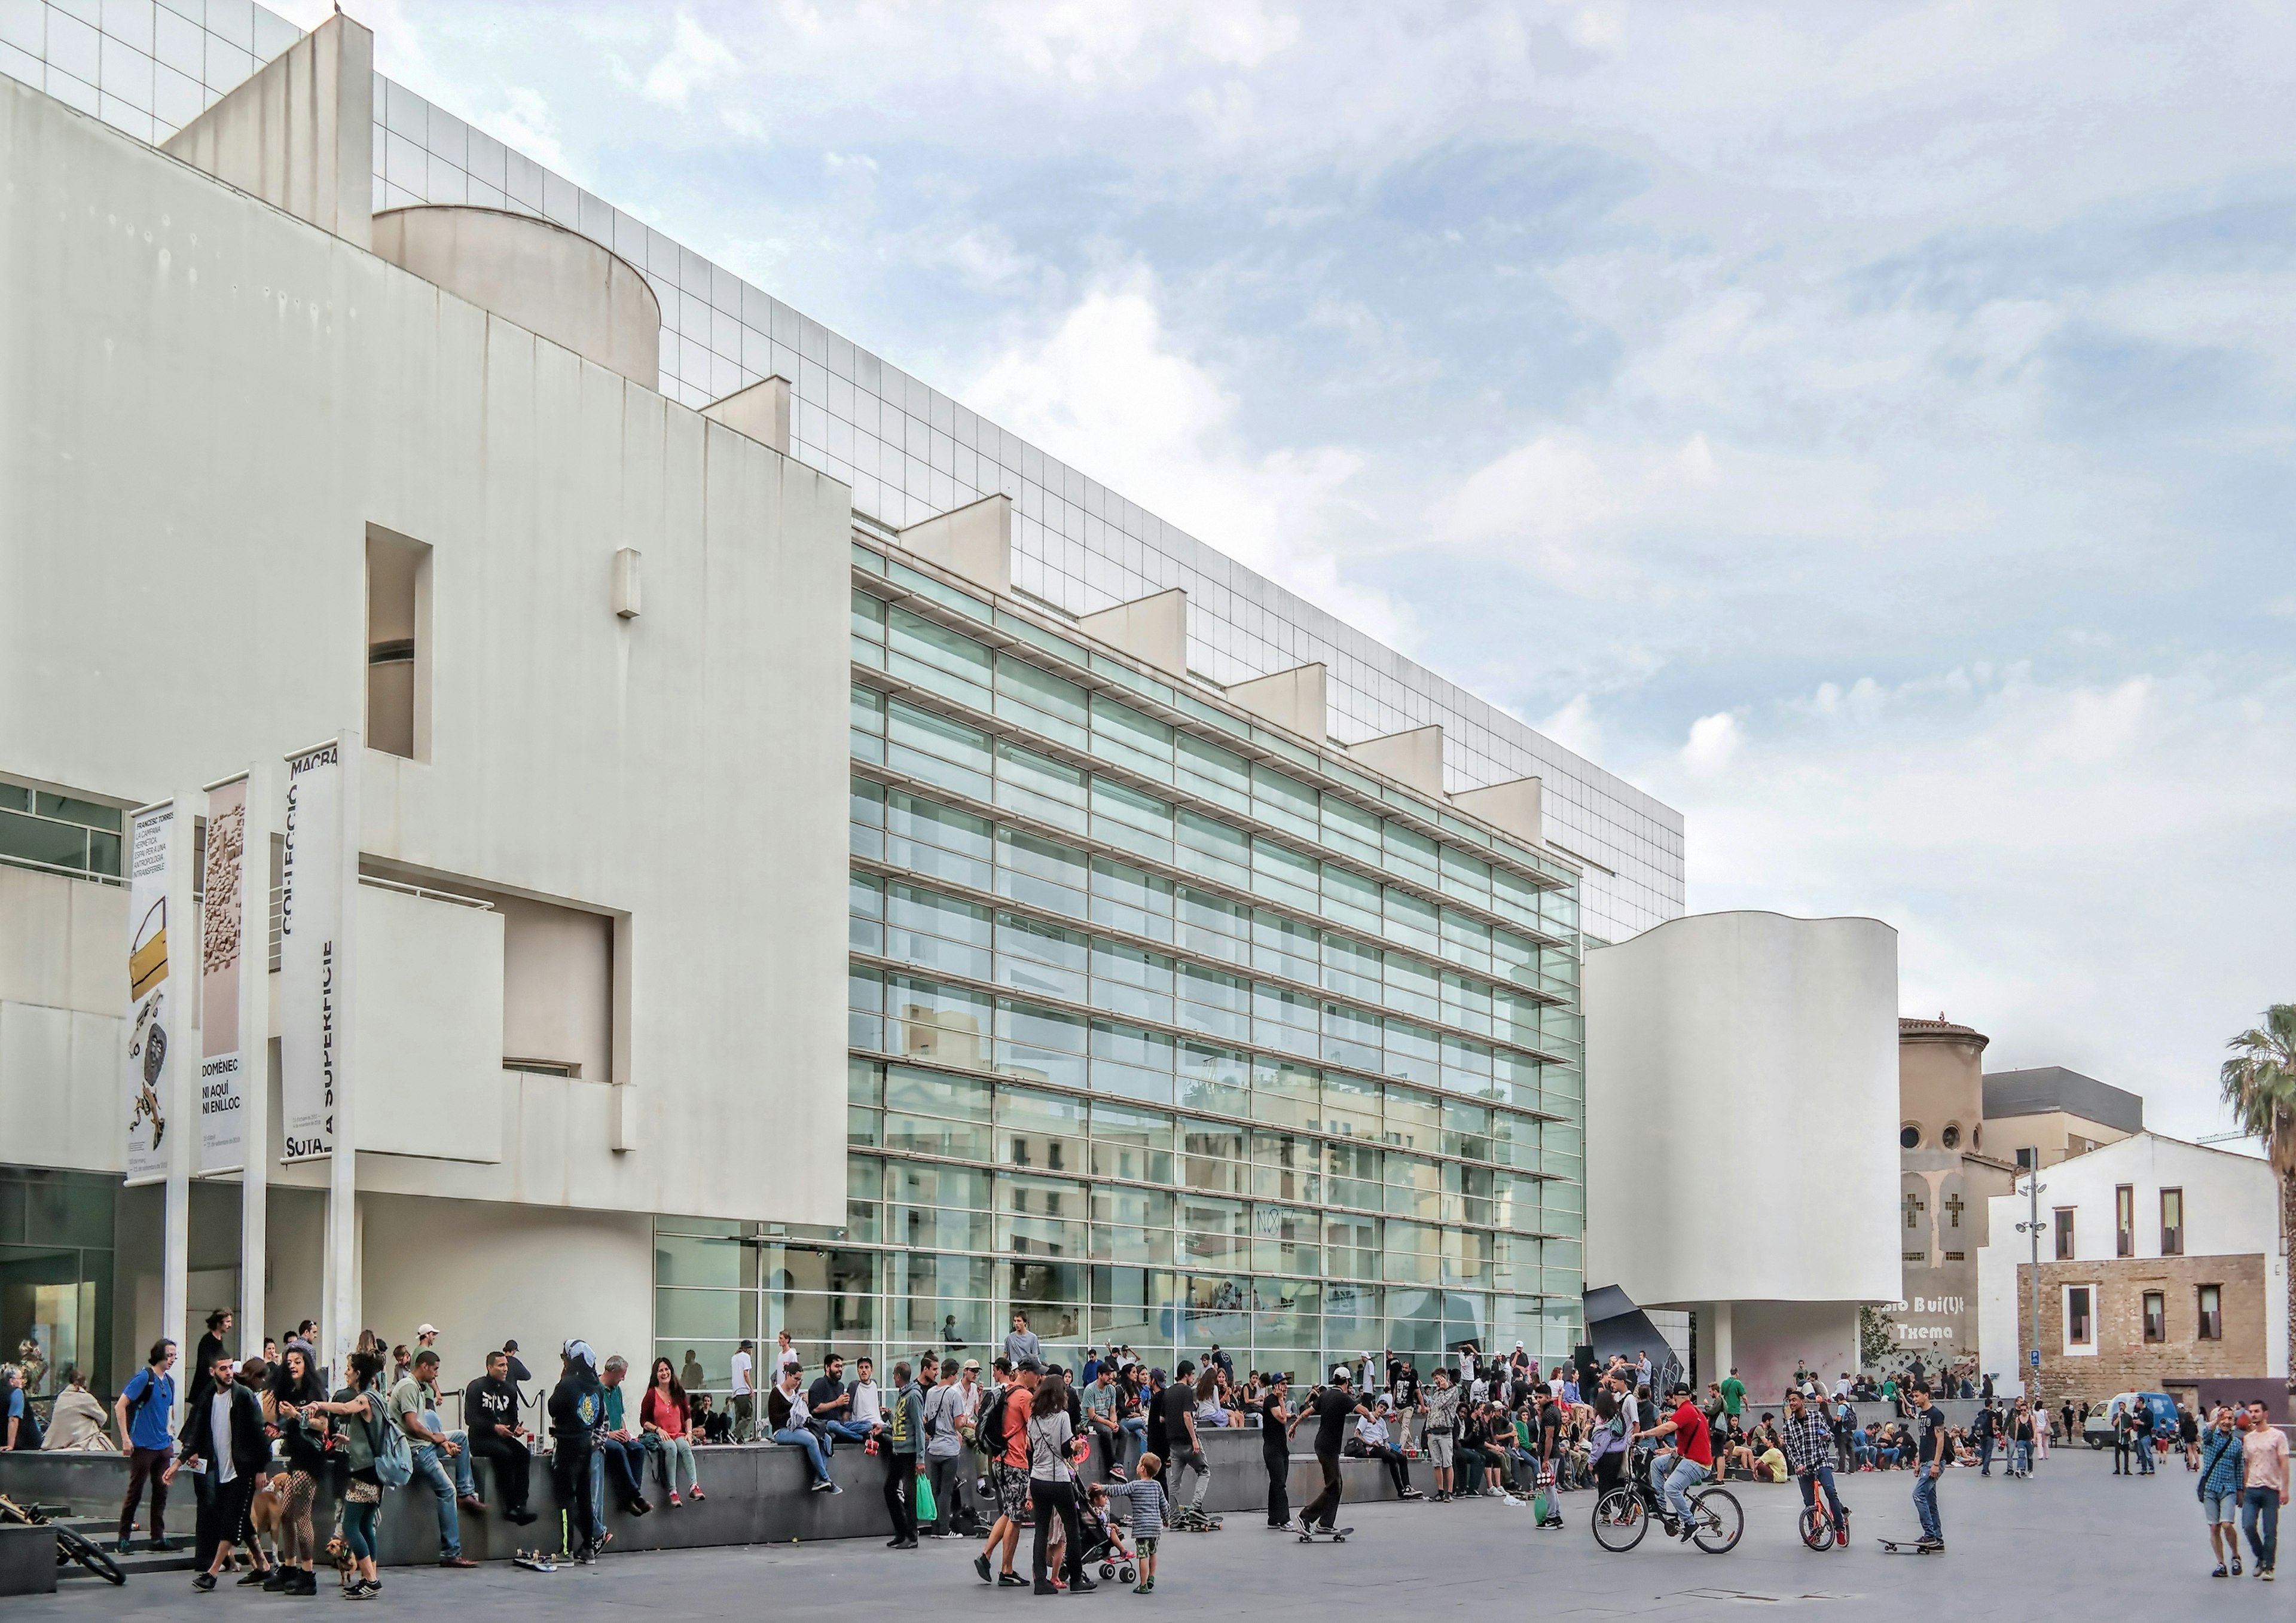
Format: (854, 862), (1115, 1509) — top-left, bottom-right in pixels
(2014, 1170), (2048, 1410)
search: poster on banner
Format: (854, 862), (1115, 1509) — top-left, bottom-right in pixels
(279, 742), (344, 1162)
(124, 803), (174, 1184)
(198, 778), (248, 1173)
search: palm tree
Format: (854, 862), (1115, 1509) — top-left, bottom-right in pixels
(2221, 1004), (2296, 1393)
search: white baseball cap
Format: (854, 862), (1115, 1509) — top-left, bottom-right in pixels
(1331, 1364), (1352, 1382)
(416, 1324), (438, 1337)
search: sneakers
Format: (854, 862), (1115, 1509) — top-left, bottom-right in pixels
(1072, 1577), (1100, 1592)
(1399, 1487), (1424, 1500)
(1916, 1536), (1944, 1554)
(809, 1478), (839, 1493)
(2212, 1564), (2229, 1579)
(668, 1493), (682, 1507)
(2234, 1557), (2245, 1575)
(1034, 1581), (1061, 1596)
(237, 1568), (270, 1587)
(998, 1572), (1030, 1587)
(193, 1573), (218, 1592)
(2263, 1567), (2277, 1583)
(977, 1554), (994, 1584)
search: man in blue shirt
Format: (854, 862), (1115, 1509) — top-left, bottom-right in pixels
(114, 1338), (180, 1553)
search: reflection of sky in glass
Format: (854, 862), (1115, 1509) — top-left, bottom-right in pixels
(0, 0), (1680, 943)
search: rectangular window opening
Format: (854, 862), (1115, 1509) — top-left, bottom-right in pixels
(2199, 1285), (2222, 1341)
(2115, 1184), (2135, 1257)
(2067, 1286), (2093, 1347)
(367, 525), (432, 760)
(2160, 1188), (2183, 1257)
(2053, 1207), (2074, 1261)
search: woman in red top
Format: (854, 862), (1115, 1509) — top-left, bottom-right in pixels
(640, 1358), (705, 1506)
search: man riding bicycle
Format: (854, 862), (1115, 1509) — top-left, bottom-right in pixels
(1784, 1388), (1848, 1546)
(1634, 1381), (1712, 1542)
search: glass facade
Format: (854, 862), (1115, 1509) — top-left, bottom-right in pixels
(657, 543), (1587, 1386)
(0, 779), (123, 881)
(0, 1164), (118, 1402)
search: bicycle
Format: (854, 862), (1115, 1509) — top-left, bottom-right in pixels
(1797, 1486), (1842, 1551)
(0, 1493), (127, 1586)
(1590, 1446), (1742, 1554)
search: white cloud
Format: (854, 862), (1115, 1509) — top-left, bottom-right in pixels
(1539, 693), (1602, 760)
(475, 87), (567, 175)
(1654, 662), (2296, 1139)
(644, 14), (738, 107)
(1681, 710), (1741, 774)
(966, 277), (1406, 649)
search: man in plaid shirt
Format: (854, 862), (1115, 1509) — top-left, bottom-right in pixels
(1783, 1388), (1849, 1546)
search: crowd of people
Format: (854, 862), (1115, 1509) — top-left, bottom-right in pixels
(17, 1305), (2295, 1588)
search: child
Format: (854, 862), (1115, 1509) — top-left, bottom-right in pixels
(1103, 1453), (1168, 1594)
(1085, 1483), (1134, 1570)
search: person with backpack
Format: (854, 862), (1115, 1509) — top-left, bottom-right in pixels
(551, 1341), (612, 1563)
(114, 1338), (179, 1554)
(972, 1364), (1034, 1586)
(2202, 1407), (2247, 1578)
(317, 1349), (396, 1598)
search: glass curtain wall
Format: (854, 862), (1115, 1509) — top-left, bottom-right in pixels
(657, 547), (1587, 1391)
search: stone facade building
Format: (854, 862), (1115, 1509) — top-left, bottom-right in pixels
(1890, 1016), (2017, 1374)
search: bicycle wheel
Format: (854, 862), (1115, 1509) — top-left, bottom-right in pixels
(1797, 1505), (1830, 1551)
(1690, 1487), (1743, 1554)
(1590, 1487), (1648, 1552)
(55, 1526), (127, 1587)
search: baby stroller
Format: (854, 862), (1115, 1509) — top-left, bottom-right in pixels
(1081, 1509), (1138, 1585)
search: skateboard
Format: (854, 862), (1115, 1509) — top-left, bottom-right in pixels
(1876, 1539), (1940, 1555)
(514, 1549), (560, 1572)
(1171, 1511), (1223, 1533)
(1296, 1524), (1355, 1543)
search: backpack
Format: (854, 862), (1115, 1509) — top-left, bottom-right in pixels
(364, 1393), (413, 1488)
(975, 1383), (1012, 1457)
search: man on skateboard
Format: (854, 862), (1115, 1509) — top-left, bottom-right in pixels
(1289, 1367), (1370, 1536)
(1908, 1386), (1947, 1554)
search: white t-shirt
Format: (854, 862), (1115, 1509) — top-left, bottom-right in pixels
(851, 1379), (883, 1426)
(730, 1351), (753, 1396)
(209, 1391), (237, 1486)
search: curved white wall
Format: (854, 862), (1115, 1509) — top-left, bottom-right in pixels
(1585, 912), (1901, 1310)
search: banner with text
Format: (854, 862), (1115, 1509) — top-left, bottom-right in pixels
(124, 803), (175, 1184)
(279, 743), (344, 1162)
(198, 777), (248, 1173)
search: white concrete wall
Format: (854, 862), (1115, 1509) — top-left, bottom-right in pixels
(0, 866), (124, 1173)
(0, 79), (851, 1227)
(358, 1191), (653, 1398)
(353, 883), (505, 1162)
(1976, 1134), (2289, 1381)
(1584, 911), (1901, 1309)
(1733, 1300), (1860, 1407)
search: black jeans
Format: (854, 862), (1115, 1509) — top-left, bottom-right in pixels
(1031, 1478), (1085, 1585)
(1264, 1445), (1291, 1526)
(1302, 1450), (1344, 1530)
(553, 1441), (599, 1550)
(884, 1450), (916, 1541)
(1368, 1444), (1412, 1494)
(925, 1454), (966, 1533)
(1091, 1420), (1123, 1482)
(469, 1432), (531, 1511)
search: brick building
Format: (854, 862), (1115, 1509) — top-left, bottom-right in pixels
(1977, 1132), (2287, 1408)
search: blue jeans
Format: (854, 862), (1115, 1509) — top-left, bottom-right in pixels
(1851, 1436), (1874, 1467)
(1120, 1415), (1149, 1468)
(1912, 1465), (1941, 1542)
(408, 1445), (465, 1557)
(2012, 1441), (2031, 1474)
(584, 1447), (607, 1541)
(1977, 1436), (1993, 1475)
(814, 1419), (874, 1456)
(2136, 1438), (2155, 1474)
(2243, 1487), (2280, 1569)
(774, 1426), (832, 1484)
(414, 1430), (478, 1496)
(1797, 1465), (1845, 1527)
(1649, 1452), (1705, 1527)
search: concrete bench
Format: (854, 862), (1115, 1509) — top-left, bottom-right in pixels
(2, 1426), (1410, 1567)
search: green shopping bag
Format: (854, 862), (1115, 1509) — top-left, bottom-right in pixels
(1532, 1486), (1552, 1523)
(915, 1472), (938, 1524)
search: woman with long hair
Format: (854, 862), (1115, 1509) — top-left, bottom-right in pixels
(262, 1343), (328, 1594)
(642, 1356), (704, 1505)
(1027, 1373), (1092, 1595)
(319, 1350), (388, 1599)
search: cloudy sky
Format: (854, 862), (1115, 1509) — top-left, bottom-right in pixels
(293, 1), (2295, 1142)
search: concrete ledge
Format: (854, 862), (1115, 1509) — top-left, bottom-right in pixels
(0, 1426), (1412, 1567)
(0, 1523), (57, 1597)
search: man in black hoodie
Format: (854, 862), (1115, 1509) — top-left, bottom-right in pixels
(549, 1342), (608, 1562)
(467, 1350), (539, 1524)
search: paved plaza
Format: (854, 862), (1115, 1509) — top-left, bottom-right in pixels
(23, 1447), (2273, 1622)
